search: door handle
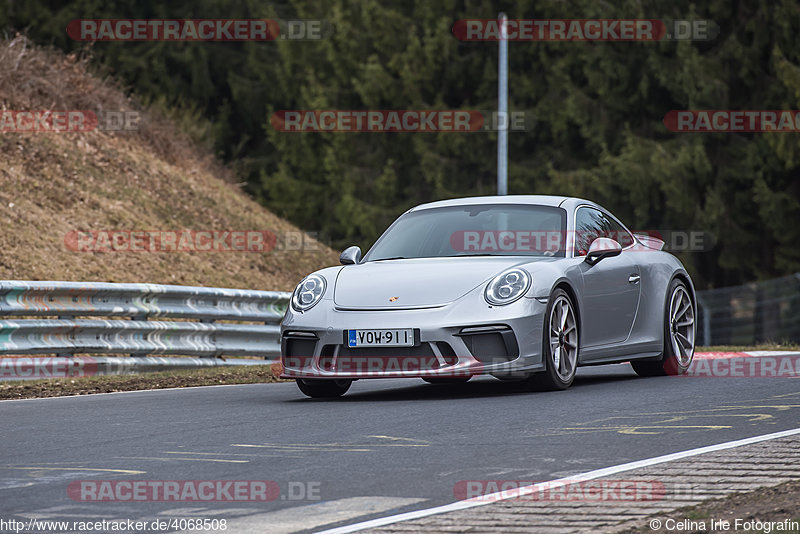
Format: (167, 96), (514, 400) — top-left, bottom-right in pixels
(628, 273), (640, 284)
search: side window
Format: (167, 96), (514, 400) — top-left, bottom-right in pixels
(574, 207), (634, 256)
(575, 208), (604, 256)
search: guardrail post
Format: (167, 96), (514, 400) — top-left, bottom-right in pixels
(130, 314), (148, 357)
(695, 294), (711, 347)
(56, 315), (73, 358)
(270, 323), (281, 361)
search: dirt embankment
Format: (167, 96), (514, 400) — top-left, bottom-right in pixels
(0, 36), (338, 290)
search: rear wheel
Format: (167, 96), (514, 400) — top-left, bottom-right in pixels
(296, 378), (352, 398)
(526, 289), (578, 391)
(631, 279), (695, 377)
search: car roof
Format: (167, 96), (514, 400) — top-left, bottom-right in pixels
(408, 195), (601, 212)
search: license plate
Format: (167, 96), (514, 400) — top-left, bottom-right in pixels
(347, 329), (414, 348)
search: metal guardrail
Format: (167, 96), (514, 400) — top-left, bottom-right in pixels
(0, 281), (291, 358)
(695, 273), (800, 346)
(8, 274), (796, 358)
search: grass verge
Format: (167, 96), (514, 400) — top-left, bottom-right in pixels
(0, 365), (286, 400)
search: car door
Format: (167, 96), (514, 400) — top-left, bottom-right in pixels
(575, 207), (641, 349)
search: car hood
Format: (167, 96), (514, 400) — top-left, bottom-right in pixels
(333, 257), (543, 309)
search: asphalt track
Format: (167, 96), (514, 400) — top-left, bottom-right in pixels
(2, 363), (799, 533)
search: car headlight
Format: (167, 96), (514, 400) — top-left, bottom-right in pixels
(291, 274), (326, 312)
(485, 268), (531, 306)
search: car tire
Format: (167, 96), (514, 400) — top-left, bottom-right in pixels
(631, 278), (695, 377)
(296, 378), (352, 398)
(527, 288), (579, 391)
(422, 377), (471, 384)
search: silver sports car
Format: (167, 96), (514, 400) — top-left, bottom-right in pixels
(280, 195), (696, 398)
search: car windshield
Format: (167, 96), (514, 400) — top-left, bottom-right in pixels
(364, 204), (567, 261)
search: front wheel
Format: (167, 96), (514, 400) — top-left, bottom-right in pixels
(631, 279), (695, 377)
(526, 289), (579, 391)
(296, 378), (352, 398)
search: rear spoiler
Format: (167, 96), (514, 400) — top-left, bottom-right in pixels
(634, 233), (665, 250)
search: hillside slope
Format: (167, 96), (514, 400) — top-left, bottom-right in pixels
(0, 37), (338, 291)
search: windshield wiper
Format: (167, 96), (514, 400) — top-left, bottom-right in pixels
(370, 256), (407, 261)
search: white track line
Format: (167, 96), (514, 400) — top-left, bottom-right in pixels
(316, 427), (800, 534)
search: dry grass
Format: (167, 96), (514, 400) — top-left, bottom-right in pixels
(0, 364), (286, 400)
(0, 36), (338, 290)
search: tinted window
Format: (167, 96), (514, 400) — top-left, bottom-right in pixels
(574, 207), (634, 256)
(364, 204), (568, 260)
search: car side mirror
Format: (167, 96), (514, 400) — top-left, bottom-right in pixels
(340, 246), (362, 265)
(585, 238), (622, 266)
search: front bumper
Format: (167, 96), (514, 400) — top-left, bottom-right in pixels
(279, 292), (547, 379)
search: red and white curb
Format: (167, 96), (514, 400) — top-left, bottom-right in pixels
(693, 351), (798, 359)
